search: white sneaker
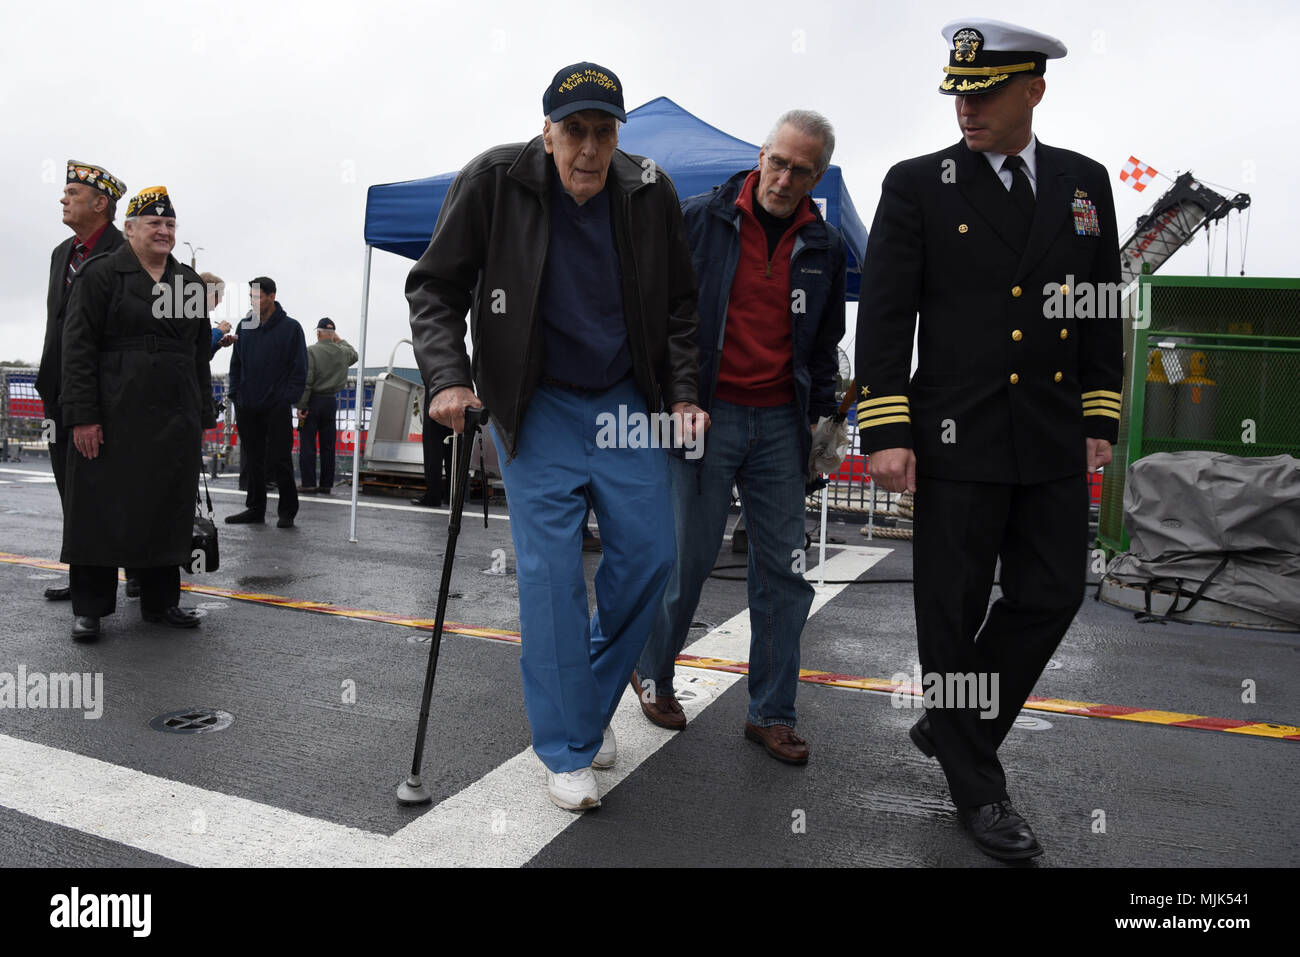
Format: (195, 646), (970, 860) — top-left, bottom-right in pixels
(592, 724), (616, 769)
(546, 767), (601, 811)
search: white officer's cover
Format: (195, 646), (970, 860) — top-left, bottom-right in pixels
(1105, 452), (1300, 627)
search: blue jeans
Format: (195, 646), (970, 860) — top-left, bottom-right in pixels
(637, 399), (814, 727)
(491, 378), (675, 773)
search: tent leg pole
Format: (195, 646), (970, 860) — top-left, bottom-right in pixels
(817, 481), (828, 588)
(350, 244), (372, 544)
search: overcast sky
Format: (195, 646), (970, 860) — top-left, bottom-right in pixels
(3, 0), (1295, 375)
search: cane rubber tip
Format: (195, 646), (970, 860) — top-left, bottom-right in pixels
(396, 777), (433, 806)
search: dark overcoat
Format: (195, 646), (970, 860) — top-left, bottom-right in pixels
(59, 242), (216, 567)
(36, 223), (125, 421)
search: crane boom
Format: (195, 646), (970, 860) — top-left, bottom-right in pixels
(1119, 172), (1251, 284)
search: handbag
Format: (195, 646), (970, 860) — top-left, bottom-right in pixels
(186, 470), (220, 574)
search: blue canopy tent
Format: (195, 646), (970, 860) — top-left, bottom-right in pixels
(348, 97), (870, 536)
(363, 96), (868, 288)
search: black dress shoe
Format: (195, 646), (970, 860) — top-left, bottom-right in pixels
(72, 616), (101, 640)
(410, 496), (437, 507)
(225, 509), (265, 524)
(44, 585), (72, 601)
(316, 486), (332, 496)
(297, 486), (318, 494)
(276, 515), (295, 528)
(141, 606), (201, 629)
(910, 713), (936, 758)
(958, 801), (1043, 861)
(125, 577), (141, 599)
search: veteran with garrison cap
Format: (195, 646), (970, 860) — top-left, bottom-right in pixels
(36, 161), (128, 601)
(60, 186), (216, 639)
(854, 19), (1123, 861)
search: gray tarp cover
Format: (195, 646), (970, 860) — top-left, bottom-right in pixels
(1106, 452), (1300, 626)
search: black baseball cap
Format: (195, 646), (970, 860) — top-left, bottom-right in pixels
(317, 318), (336, 330)
(543, 62), (626, 122)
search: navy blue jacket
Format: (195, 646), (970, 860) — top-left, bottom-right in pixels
(228, 302), (307, 411)
(680, 170), (846, 471)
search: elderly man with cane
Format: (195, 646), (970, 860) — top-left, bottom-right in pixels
(406, 62), (706, 811)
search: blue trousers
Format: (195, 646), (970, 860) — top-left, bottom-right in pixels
(491, 379), (675, 773)
(637, 399), (814, 727)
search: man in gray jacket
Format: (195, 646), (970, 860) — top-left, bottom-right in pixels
(296, 318), (357, 494)
(406, 61), (706, 813)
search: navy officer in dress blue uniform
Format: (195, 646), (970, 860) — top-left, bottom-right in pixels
(854, 18), (1123, 861)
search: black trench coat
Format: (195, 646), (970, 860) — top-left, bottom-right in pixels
(60, 242), (216, 568)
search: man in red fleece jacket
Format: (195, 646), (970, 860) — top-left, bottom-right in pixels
(632, 110), (846, 765)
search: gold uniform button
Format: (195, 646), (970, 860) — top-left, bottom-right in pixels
(1011, 285), (1023, 298)
(1011, 329), (1023, 341)
(1061, 284), (1070, 295)
(1060, 328), (1069, 340)
(1009, 373), (1020, 385)
(958, 224), (969, 233)
(1054, 371), (1063, 382)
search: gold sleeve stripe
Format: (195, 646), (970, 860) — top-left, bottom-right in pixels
(859, 404), (910, 420)
(1083, 398), (1122, 410)
(1084, 408), (1121, 420)
(860, 394), (910, 410)
(1082, 389), (1123, 401)
(859, 414), (911, 428)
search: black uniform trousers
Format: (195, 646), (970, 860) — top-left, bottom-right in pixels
(913, 472), (1089, 808)
(420, 411), (454, 504)
(70, 564), (180, 617)
(298, 394), (337, 489)
(235, 404), (298, 519)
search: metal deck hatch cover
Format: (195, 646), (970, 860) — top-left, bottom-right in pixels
(150, 708), (234, 734)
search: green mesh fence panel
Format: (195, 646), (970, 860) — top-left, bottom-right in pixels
(1098, 276), (1300, 553)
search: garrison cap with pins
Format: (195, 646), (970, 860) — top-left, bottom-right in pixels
(939, 18), (1067, 96)
(125, 185), (176, 219)
(66, 160), (126, 200)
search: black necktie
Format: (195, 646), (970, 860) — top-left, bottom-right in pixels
(1001, 155), (1036, 223)
(66, 241), (87, 287)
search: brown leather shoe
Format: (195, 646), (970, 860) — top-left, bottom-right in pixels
(630, 670), (686, 731)
(744, 721), (809, 764)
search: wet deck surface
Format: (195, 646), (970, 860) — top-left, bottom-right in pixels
(1, 459), (1296, 868)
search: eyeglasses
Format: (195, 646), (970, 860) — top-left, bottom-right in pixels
(765, 154), (817, 181)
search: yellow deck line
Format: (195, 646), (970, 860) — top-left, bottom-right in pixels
(4, 551), (1295, 741)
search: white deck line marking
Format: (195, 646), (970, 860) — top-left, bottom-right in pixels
(203, 485), (514, 522)
(0, 466), (511, 522)
(390, 547), (888, 866)
(0, 734), (417, 867)
(0, 547), (887, 867)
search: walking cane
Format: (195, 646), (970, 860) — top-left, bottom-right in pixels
(397, 405), (491, 806)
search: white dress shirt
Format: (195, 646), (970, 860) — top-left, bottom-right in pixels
(983, 134), (1039, 197)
